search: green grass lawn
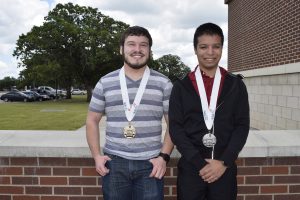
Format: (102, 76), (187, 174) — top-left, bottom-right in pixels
(0, 95), (89, 130)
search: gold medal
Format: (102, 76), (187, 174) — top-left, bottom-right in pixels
(123, 123), (136, 138)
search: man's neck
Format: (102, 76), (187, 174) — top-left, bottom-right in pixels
(124, 65), (147, 81)
(199, 66), (218, 78)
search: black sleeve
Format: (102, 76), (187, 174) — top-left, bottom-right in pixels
(220, 80), (250, 167)
(169, 81), (207, 171)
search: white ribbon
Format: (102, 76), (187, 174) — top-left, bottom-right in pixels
(119, 66), (150, 122)
(195, 66), (221, 131)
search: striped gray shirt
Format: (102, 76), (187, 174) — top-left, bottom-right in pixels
(89, 68), (173, 160)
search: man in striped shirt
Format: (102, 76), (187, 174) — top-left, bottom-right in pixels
(86, 26), (174, 200)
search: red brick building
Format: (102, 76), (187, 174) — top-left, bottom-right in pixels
(225, 0), (300, 130)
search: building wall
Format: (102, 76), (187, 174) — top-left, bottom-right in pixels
(1, 156), (300, 200)
(226, 0), (300, 72)
(225, 0), (300, 129)
(243, 67), (300, 130)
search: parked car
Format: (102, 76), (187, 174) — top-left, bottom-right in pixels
(37, 86), (65, 99)
(35, 92), (51, 101)
(71, 89), (86, 95)
(33, 88), (53, 99)
(0, 91), (34, 102)
(23, 91), (50, 101)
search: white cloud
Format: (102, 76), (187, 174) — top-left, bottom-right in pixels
(0, 58), (23, 78)
(0, 0), (49, 43)
(0, 0), (49, 79)
(0, 0), (228, 79)
(0, 60), (7, 69)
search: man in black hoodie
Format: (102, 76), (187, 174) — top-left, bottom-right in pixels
(169, 23), (250, 200)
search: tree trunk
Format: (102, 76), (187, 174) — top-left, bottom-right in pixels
(86, 84), (93, 102)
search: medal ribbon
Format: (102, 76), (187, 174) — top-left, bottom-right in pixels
(119, 66), (150, 122)
(195, 66), (221, 130)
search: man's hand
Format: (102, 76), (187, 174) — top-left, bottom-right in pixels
(199, 159), (227, 183)
(94, 155), (111, 177)
(149, 156), (167, 179)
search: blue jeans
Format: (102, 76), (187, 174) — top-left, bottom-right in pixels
(102, 154), (164, 200)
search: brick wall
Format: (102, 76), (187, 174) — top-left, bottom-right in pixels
(226, 0), (300, 72)
(1, 156), (300, 199)
(237, 157), (300, 200)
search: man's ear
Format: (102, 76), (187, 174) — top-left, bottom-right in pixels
(120, 46), (123, 55)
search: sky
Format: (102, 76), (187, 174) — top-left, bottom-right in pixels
(0, 0), (228, 79)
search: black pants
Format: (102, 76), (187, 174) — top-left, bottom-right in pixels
(177, 157), (237, 200)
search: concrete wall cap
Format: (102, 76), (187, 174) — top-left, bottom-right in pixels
(0, 130), (299, 158)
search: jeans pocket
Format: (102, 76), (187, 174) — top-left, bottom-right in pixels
(104, 153), (118, 160)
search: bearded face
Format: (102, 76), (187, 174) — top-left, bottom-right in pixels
(121, 35), (151, 69)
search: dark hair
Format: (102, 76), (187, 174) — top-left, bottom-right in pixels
(120, 26), (153, 47)
(193, 23), (224, 49)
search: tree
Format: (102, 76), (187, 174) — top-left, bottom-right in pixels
(0, 77), (19, 91)
(155, 54), (191, 82)
(13, 3), (129, 101)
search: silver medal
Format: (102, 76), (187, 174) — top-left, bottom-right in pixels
(202, 133), (217, 148)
